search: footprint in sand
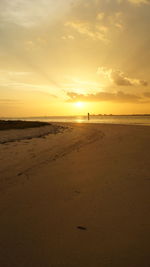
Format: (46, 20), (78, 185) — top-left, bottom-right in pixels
(74, 190), (81, 194)
(77, 226), (87, 231)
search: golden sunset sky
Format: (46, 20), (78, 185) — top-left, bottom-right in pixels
(0, 0), (150, 116)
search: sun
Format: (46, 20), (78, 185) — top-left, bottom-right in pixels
(74, 101), (84, 108)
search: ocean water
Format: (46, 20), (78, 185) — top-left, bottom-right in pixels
(1, 115), (150, 126)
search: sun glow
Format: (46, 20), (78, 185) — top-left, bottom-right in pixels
(74, 102), (85, 108)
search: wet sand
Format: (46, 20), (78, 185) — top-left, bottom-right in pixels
(0, 122), (150, 266)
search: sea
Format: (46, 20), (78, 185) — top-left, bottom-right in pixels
(1, 115), (150, 126)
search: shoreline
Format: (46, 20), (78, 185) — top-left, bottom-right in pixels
(1, 119), (150, 130)
(0, 120), (149, 146)
(0, 118), (150, 128)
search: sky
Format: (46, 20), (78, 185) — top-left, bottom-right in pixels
(0, 0), (150, 116)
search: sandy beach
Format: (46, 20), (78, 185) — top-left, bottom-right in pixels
(0, 122), (150, 266)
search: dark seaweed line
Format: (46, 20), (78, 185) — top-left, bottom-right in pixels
(0, 126), (68, 145)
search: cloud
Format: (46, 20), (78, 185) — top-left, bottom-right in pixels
(65, 8), (123, 43)
(67, 91), (141, 103)
(140, 80), (148, 86)
(108, 12), (123, 30)
(97, 67), (148, 86)
(62, 35), (75, 40)
(0, 0), (72, 27)
(0, 89), (58, 109)
(32, 91), (58, 99)
(143, 92), (150, 98)
(65, 21), (109, 42)
(128, 0), (150, 5)
(0, 70), (31, 78)
(0, 99), (21, 105)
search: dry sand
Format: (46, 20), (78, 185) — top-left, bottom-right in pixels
(0, 122), (150, 266)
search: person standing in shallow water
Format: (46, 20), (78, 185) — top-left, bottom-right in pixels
(88, 113), (90, 120)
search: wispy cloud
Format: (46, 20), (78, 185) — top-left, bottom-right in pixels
(65, 21), (109, 42)
(0, 99), (21, 105)
(67, 91), (141, 103)
(128, 0), (150, 5)
(0, 70), (32, 78)
(0, 0), (72, 27)
(65, 10), (123, 43)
